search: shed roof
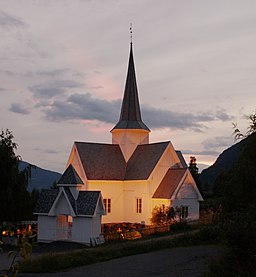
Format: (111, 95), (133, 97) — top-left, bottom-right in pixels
(34, 189), (59, 214)
(152, 168), (187, 199)
(35, 188), (102, 216)
(57, 164), (83, 185)
(64, 188), (101, 216)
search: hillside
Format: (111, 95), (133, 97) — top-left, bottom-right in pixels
(199, 134), (255, 193)
(18, 161), (61, 192)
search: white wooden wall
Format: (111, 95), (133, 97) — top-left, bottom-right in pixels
(37, 216), (56, 243)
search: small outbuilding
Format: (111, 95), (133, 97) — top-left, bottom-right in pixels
(34, 165), (105, 245)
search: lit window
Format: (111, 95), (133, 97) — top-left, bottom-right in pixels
(136, 198), (142, 213)
(103, 199), (111, 213)
(181, 206), (188, 219)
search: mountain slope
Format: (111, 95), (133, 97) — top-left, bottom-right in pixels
(19, 161), (62, 192)
(199, 135), (254, 192)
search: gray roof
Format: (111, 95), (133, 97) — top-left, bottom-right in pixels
(112, 43), (150, 132)
(153, 168), (187, 199)
(34, 188), (101, 216)
(64, 188), (101, 216)
(34, 189), (59, 214)
(176, 151), (188, 168)
(125, 142), (170, 180)
(57, 164), (83, 185)
(75, 141), (170, 181)
(75, 142), (126, 180)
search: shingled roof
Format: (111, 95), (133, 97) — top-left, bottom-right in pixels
(35, 188), (102, 216)
(75, 141), (170, 181)
(152, 168), (187, 199)
(75, 142), (126, 180)
(64, 188), (101, 216)
(34, 189), (59, 214)
(57, 164), (83, 185)
(125, 142), (170, 180)
(112, 43), (150, 131)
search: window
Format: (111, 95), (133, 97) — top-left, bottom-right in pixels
(103, 199), (111, 213)
(181, 206), (188, 219)
(136, 198), (142, 213)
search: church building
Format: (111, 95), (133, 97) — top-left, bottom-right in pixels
(35, 41), (203, 244)
(64, 42), (203, 225)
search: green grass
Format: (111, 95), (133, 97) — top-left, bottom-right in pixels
(21, 227), (220, 273)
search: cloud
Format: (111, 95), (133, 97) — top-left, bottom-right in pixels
(0, 11), (27, 28)
(29, 80), (83, 99)
(201, 136), (234, 150)
(181, 149), (220, 156)
(36, 69), (84, 78)
(143, 106), (233, 131)
(45, 93), (120, 123)
(9, 103), (31, 115)
(34, 148), (60, 154)
(43, 93), (234, 132)
(181, 136), (234, 158)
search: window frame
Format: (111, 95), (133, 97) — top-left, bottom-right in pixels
(181, 206), (188, 219)
(136, 198), (142, 213)
(103, 198), (111, 213)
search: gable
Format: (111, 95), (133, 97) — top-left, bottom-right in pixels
(75, 142), (126, 180)
(125, 142), (170, 180)
(35, 187), (104, 217)
(175, 171), (203, 200)
(176, 183), (198, 199)
(152, 168), (186, 199)
(64, 187), (104, 216)
(54, 192), (74, 215)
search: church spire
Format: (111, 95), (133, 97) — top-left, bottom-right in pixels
(112, 42), (150, 131)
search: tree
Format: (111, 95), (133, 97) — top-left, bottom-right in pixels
(188, 156), (198, 176)
(188, 156), (202, 193)
(212, 132), (256, 273)
(151, 205), (181, 225)
(0, 129), (34, 222)
(233, 110), (256, 141)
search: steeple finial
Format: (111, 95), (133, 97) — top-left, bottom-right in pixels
(130, 23), (133, 44)
(111, 36), (150, 132)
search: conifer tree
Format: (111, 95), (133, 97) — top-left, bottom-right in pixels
(0, 129), (33, 222)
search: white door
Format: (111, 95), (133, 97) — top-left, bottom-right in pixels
(56, 215), (72, 240)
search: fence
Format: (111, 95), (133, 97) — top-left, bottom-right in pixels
(104, 224), (172, 241)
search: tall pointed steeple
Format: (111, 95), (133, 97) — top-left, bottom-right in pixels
(111, 41), (150, 162)
(112, 43), (150, 131)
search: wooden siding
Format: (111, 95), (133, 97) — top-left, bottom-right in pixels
(37, 216), (56, 242)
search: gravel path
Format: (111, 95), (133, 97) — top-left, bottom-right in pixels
(17, 245), (221, 277)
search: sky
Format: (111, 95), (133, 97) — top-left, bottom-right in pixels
(1, 0), (256, 173)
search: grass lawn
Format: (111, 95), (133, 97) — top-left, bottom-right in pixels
(21, 227), (219, 273)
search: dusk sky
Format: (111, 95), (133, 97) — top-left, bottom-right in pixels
(1, 0), (256, 173)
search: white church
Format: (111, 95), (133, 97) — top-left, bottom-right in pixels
(35, 41), (203, 244)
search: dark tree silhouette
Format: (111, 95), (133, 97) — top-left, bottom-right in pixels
(233, 110), (256, 140)
(0, 129), (35, 222)
(188, 156), (202, 193)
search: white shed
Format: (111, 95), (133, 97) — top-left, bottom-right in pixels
(34, 165), (106, 245)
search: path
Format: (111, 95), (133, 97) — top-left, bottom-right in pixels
(17, 245), (221, 277)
